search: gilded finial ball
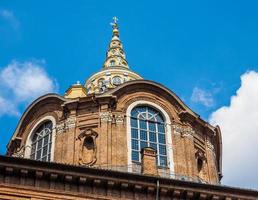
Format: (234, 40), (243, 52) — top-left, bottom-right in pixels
(113, 28), (119, 36)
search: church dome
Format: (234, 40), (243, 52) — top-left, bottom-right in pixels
(85, 17), (142, 94)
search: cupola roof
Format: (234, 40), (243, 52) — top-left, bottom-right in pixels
(85, 17), (142, 94)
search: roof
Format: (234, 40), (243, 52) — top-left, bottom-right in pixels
(0, 155), (257, 199)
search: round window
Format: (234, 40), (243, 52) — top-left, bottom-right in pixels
(112, 76), (122, 86)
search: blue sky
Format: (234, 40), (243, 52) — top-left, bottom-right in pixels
(1, 0), (258, 189)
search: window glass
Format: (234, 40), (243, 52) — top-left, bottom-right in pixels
(159, 145), (167, 155)
(160, 156), (167, 166)
(131, 118), (138, 127)
(150, 143), (157, 150)
(140, 141), (148, 150)
(158, 123), (165, 133)
(139, 120), (147, 129)
(148, 121), (156, 132)
(132, 151), (139, 161)
(149, 132), (157, 142)
(131, 128), (138, 139)
(132, 139), (139, 150)
(140, 130), (147, 140)
(158, 134), (166, 144)
(30, 121), (53, 162)
(130, 106), (167, 167)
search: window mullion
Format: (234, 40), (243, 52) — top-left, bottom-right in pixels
(40, 130), (44, 161)
(48, 132), (51, 161)
(137, 116), (140, 162)
(155, 120), (159, 165)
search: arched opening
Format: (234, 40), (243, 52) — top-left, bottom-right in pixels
(109, 60), (115, 66)
(130, 105), (167, 167)
(30, 120), (53, 162)
(126, 100), (174, 175)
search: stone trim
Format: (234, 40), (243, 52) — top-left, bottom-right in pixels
(56, 117), (76, 134)
(123, 96), (174, 122)
(99, 112), (125, 124)
(115, 114), (124, 123)
(172, 124), (195, 138)
(99, 112), (112, 122)
(0, 156), (258, 200)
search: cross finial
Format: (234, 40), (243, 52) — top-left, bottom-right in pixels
(110, 16), (118, 28)
(113, 16), (118, 24)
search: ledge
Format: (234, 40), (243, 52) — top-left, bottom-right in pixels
(0, 155), (257, 199)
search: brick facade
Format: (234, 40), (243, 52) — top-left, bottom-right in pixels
(7, 80), (222, 185)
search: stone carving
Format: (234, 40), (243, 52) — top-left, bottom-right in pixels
(172, 124), (194, 138)
(100, 112), (112, 122)
(100, 112), (125, 124)
(12, 145), (34, 158)
(78, 129), (98, 166)
(115, 114), (124, 123)
(56, 117), (76, 134)
(206, 140), (215, 151)
(12, 145), (26, 158)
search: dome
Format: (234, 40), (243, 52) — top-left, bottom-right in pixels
(85, 68), (142, 94)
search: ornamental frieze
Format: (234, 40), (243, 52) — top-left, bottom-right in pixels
(99, 112), (113, 122)
(115, 114), (124, 123)
(56, 117), (76, 134)
(172, 124), (195, 138)
(99, 112), (124, 123)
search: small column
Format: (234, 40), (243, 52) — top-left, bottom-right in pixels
(141, 147), (158, 176)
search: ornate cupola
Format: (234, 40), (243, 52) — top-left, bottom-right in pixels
(85, 17), (142, 94)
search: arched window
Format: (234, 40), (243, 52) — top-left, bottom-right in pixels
(30, 121), (53, 161)
(130, 106), (167, 167)
(109, 60), (115, 66)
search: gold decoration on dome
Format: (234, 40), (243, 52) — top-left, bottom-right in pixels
(103, 16), (129, 69)
(84, 17), (142, 95)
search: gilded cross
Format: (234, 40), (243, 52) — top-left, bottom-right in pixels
(113, 16), (118, 24)
(110, 16), (118, 28)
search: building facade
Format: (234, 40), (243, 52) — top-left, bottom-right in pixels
(1, 18), (258, 200)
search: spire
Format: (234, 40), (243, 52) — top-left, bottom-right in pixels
(103, 17), (129, 69)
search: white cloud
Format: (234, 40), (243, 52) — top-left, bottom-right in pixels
(0, 96), (19, 116)
(191, 87), (214, 107)
(0, 60), (57, 117)
(209, 71), (258, 189)
(0, 9), (19, 29)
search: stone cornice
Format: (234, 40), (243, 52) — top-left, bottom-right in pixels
(0, 156), (257, 199)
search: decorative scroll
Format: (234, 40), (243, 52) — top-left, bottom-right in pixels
(12, 145), (31, 158)
(12, 146), (25, 158)
(77, 129), (98, 166)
